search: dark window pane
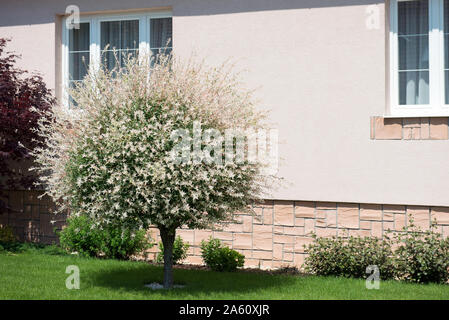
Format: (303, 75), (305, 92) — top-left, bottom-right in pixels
(398, 0), (428, 36)
(101, 21), (121, 50)
(151, 18), (172, 48)
(398, 0), (429, 105)
(398, 35), (429, 70)
(101, 50), (118, 72)
(121, 20), (139, 49)
(69, 23), (90, 51)
(69, 52), (89, 81)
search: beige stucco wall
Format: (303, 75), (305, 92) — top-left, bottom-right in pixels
(1, 0), (448, 207)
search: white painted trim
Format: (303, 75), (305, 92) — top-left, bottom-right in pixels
(389, 0), (449, 116)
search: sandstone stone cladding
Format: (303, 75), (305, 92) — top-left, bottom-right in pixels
(370, 117), (449, 140)
(2, 191), (449, 270)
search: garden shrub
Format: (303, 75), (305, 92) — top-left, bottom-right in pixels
(156, 235), (190, 264)
(59, 215), (153, 259)
(0, 38), (54, 203)
(304, 218), (449, 284)
(393, 217), (449, 284)
(200, 237), (245, 272)
(303, 234), (395, 280)
(0, 225), (16, 243)
(59, 215), (103, 257)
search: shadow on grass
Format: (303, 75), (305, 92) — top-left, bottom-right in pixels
(90, 263), (298, 298)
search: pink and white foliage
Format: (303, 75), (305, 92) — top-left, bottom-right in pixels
(31, 53), (276, 230)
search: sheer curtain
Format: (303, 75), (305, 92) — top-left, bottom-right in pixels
(69, 23), (90, 82)
(68, 22), (90, 106)
(150, 18), (173, 55)
(100, 20), (139, 70)
(398, 0), (429, 105)
(445, 0), (449, 104)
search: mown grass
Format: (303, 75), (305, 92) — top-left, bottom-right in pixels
(1, 250), (449, 300)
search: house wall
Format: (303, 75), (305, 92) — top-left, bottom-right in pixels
(0, 2), (449, 214)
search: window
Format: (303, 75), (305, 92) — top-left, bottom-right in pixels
(390, 0), (449, 116)
(62, 11), (172, 107)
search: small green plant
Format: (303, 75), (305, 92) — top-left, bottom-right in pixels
(393, 216), (449, 284)
(0, 225), (16, 243)
(303, 234), (395, 280)
(59, 215), (153, 260)
(58, 215), (103, 257)
(157, 235), (189, 264)
(200, 237), (245, 272)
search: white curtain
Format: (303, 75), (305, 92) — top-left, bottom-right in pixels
(150, 18), (173, 53)
(398, 0), (429, 105)
(101, 20), (139, 70)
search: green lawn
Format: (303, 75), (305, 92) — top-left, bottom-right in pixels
(1, 250), (449, 300)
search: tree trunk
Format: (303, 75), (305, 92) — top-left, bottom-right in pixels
(159, 227), (176, 289)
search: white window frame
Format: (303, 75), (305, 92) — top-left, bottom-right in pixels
(61, 10), (172, 108)
(389, 0), (449, 117)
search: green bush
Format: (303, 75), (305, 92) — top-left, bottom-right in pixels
(156, 236), (190, 264)
(393, 217), (449, 284)
(0, 225), (16, 243)
(304, 217), (449, 284)
(200, 237), (245, 272)
(59, 215), (153, 260)
(303, 234), (395, 280)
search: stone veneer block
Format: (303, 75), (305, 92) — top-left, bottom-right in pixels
(213, 231), (233, 241)
(233, 233), (252, 250)
(304, 219), (315, 235)
(383, 212), (394, 222)
(383, 221), (394, 232)
(253, 225), (272, 250)
(273, 234), (294, 244)
(316, 227), (337, 238)
(360, 220), (371, 230)
(373, 117), (402, 140)
(360, 204), (382, 220)
(283, 252), (294, 262)
(407, 206), (430, 229)
(372, 221), (382, 238)
(194, 230), (213, 245)
(252, 250), (273, 260)
(241, 215), (253, 233)
(394, 214), (407, 231)
(431, 207), (449, 225)
(263, 208), (273, 225)
(294, 236), (314, 253)
(326, 210), (337, 227)
(294, 201), (315, 218)
(273, 243), (283, 260)
(430, 118), (449, 140)
(274, 200), (294, 226)
(420, 118), (430, 139)
(177, 229), (194, 244)
(316, 202), (337, 210)
(337, 203), (359, 229)
(383, 204), (406, 213)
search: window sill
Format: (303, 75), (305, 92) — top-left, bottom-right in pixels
(370, 116), (449, 140)
(384, 113), (449, 119)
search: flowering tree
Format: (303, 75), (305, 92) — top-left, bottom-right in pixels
(0, 38), (54, 207)
(32, 54), (275, 288)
